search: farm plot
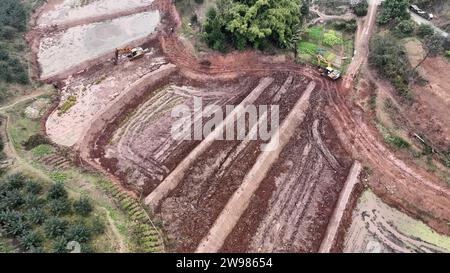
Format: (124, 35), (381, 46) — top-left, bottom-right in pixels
(344, 190), (450, 253)
(297, 24), (354, 72)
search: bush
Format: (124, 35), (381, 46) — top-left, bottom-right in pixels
(0, 49), (29, 85)
(73, 197), (93, 217)
(395, 20), (415, 37)
(22, 134), (50, 151)
(416, 24), (434, 38)
(66, 223), (92, 243)
(26, 208), (46, 225)
(23, 194), (41, 209)
(353, 0), (368, 17)
(6, 173), (26, 189)
(52, 236), (68, 253)
(0, 26), (17, 40)
(48, 199), (71, 216)
(43, 218), (67, 239)
(1, 189), (25, 210)
(90, 217), (105, 235)
(323, 30), (343, 47)
(0, 210), (30, 236)
(18, 231), (43, 251)
(47, 183), (68, 200)
(25, 180), (42, 195)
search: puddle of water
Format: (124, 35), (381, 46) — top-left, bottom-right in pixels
(38, 11), (160, 79)
(38, 0), (155, 26)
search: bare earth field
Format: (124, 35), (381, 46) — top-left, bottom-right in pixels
(344, 190), (450, 253)
(28, 0), (450, 252)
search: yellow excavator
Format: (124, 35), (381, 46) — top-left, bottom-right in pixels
(316, 54), (341, 81)
(114, 47), (146, 65)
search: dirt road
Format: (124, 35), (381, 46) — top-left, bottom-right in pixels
(343, 0), (381, 90)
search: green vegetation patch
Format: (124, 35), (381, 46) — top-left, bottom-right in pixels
(49, 172), (68, 183)
(58, 96), (77, 116)
(377, 123), (410, 149)
(31, 144), (53, 157)
(307, 26), (323, 42)
(0, 174), (106, 253)
(298, 41), (317, 55)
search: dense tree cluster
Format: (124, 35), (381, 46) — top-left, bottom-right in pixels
(369, 34), (411, 100)
(0, 174), (105, 253)
(203, 0), (302, 51)
(377, 0), (410, 25)
(0, 0), (29, 86)
(0, 0), (27, 32)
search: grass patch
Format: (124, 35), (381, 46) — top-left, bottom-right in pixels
(31, 144), (53, 157)
(377, 123), (410, 149)
(57, 96), (77, 116)
(298, 41), (317, 55)
(307, 26), (323, 42)
(49, 172), (68, 183)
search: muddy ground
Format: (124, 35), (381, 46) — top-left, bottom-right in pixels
(344, 190), (450, 253)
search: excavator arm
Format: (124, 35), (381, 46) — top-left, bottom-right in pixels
(114, 47), (145, 65)
(316, 54), (341, 81)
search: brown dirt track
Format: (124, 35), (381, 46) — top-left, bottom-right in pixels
(32, 0), (450, 252)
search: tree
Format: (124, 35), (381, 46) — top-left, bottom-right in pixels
(73, 197), (93, 217)
(353, 0), (368, 17)
(203, 0), (302, 50)
(395, 20), (416, 37)
(377, 0), (410, 25)
(369, 34), (411, 100)
(43, 217), (67, 239)
(414, 33), (446, 70)
(0, 0), (27, 32)
(301, 0), (310, 17)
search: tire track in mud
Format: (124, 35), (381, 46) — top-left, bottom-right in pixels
(196, 81), (317, 253)
(156, 75), (317, 252)
(221, 88), (352, 253)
